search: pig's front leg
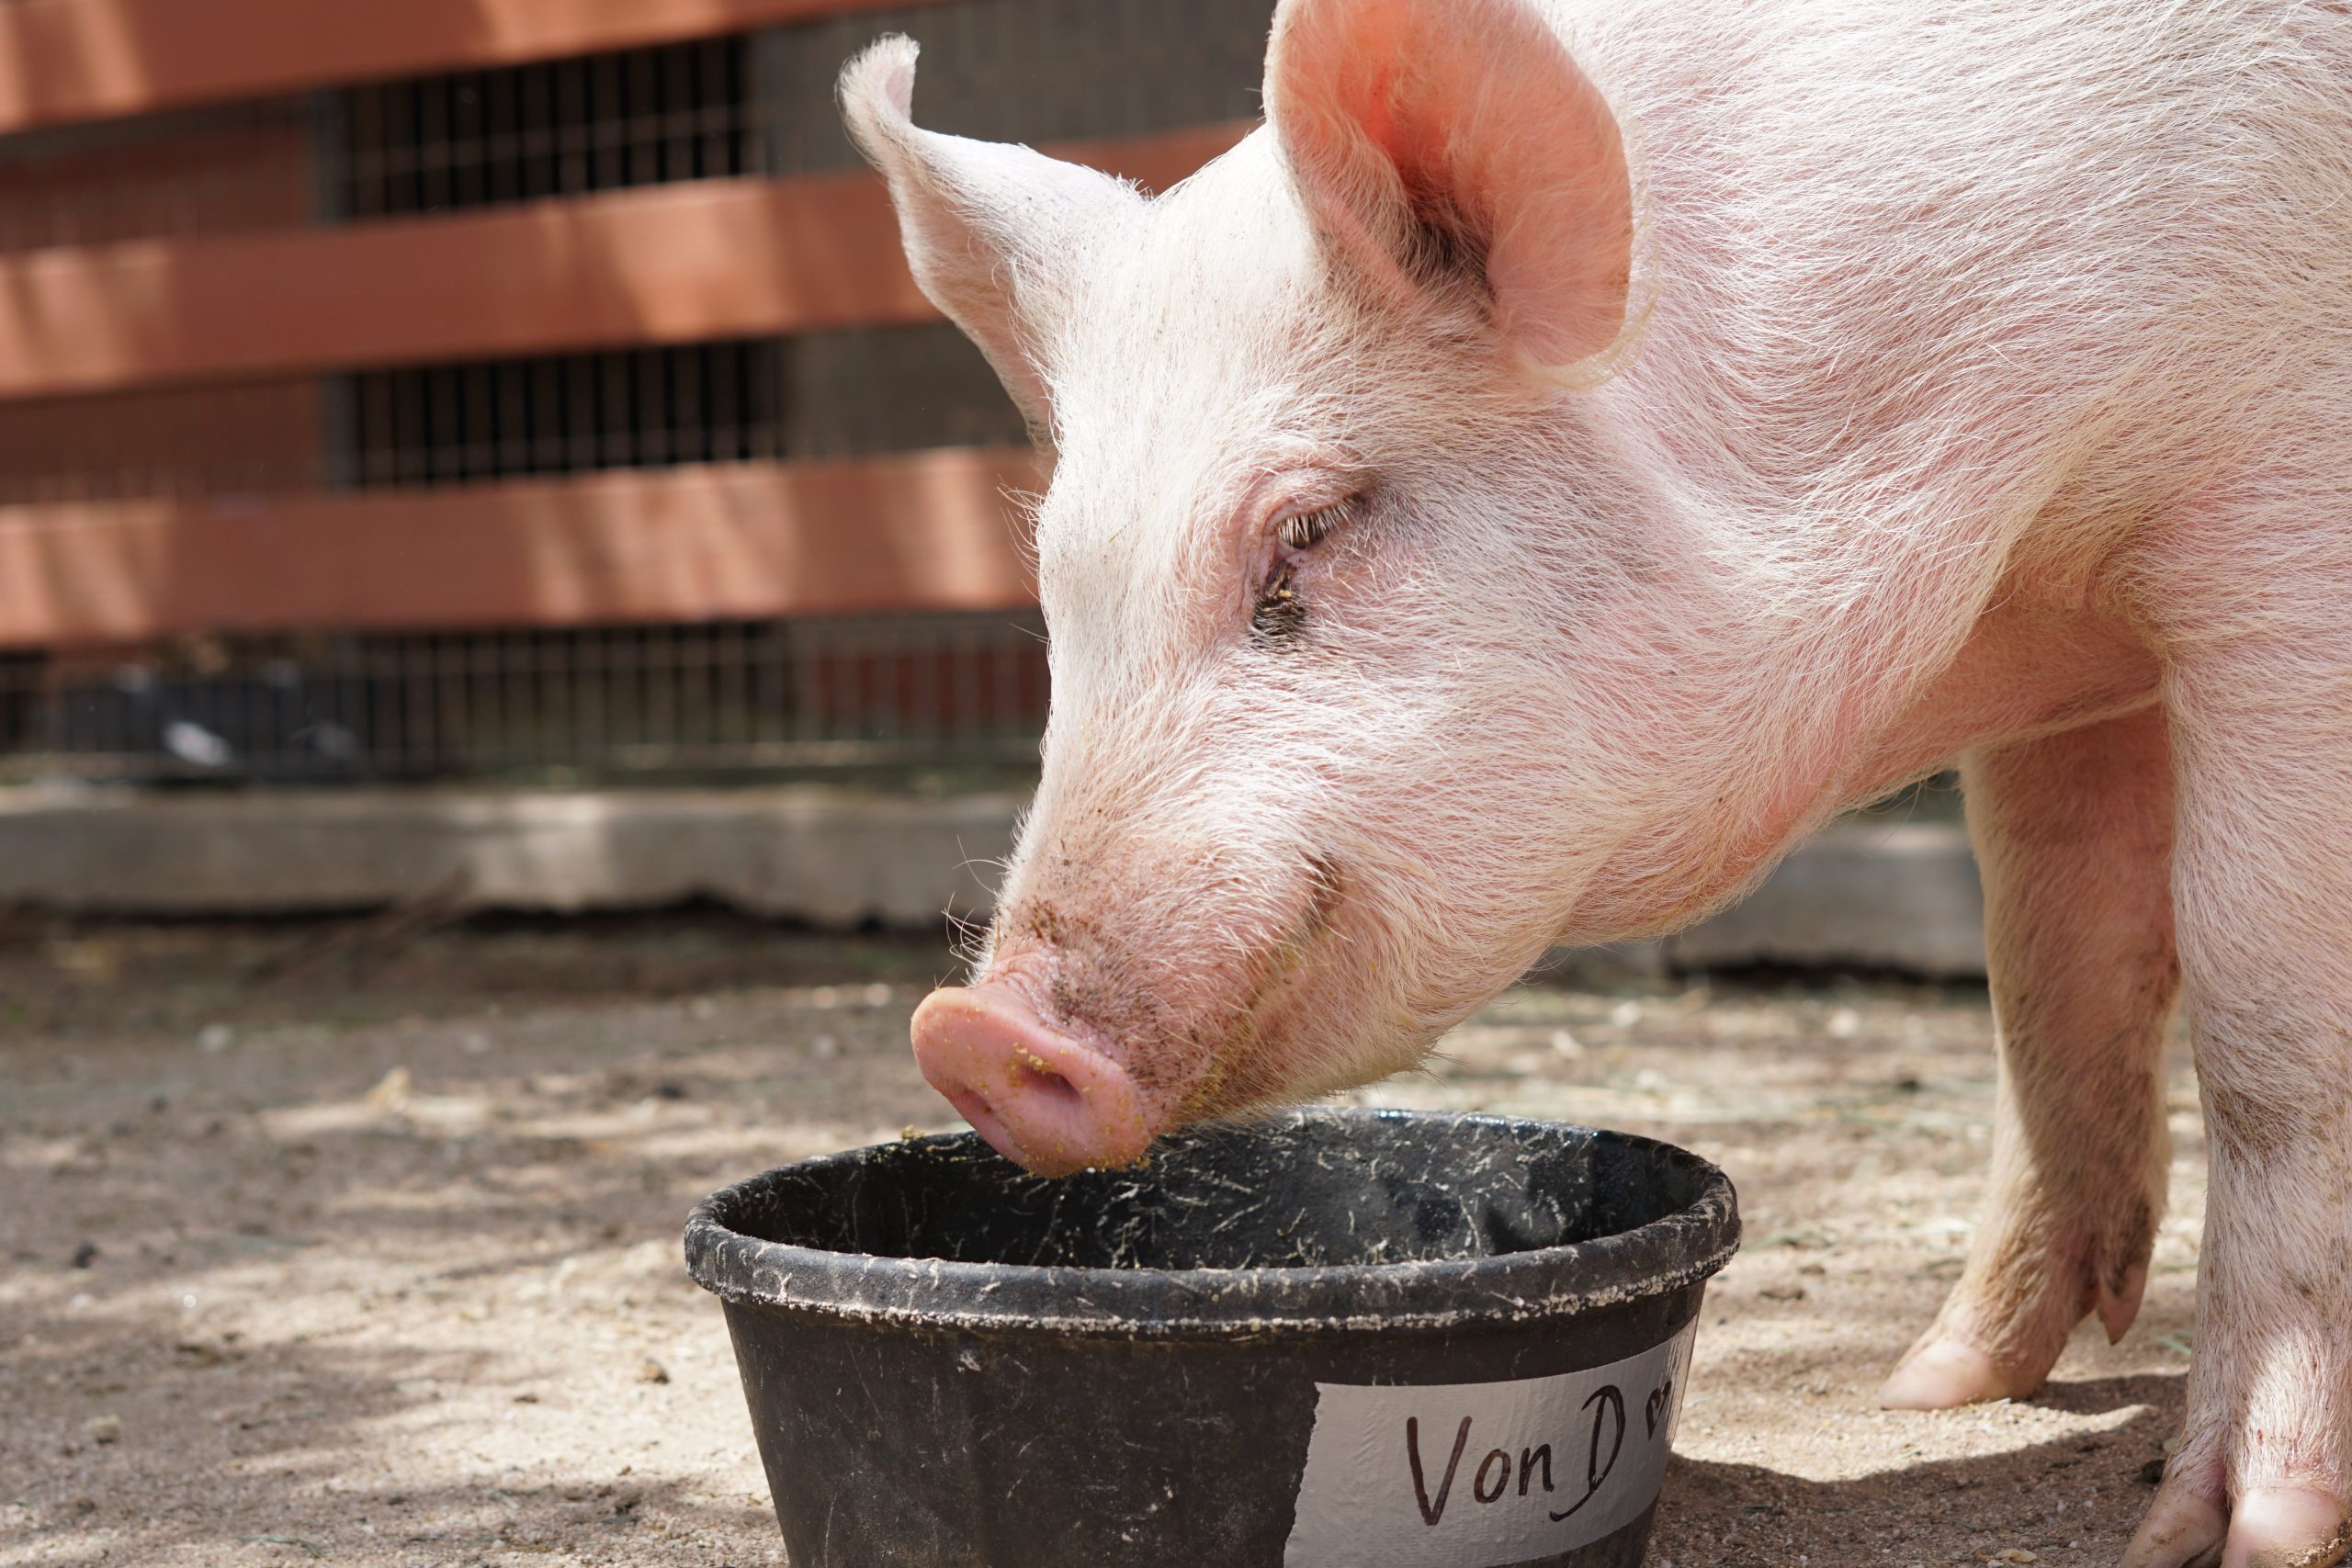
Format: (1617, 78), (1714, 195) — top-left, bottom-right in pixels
(1880, 705), (2177, 1409)
(2125, 643), (2352, 1568)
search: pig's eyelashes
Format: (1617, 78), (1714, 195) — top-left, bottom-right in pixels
(1274, 501), (1351, 552)
(1256, 496), (1357, 644)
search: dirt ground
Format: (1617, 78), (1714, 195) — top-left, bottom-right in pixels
(0, 914), (2205, 1567)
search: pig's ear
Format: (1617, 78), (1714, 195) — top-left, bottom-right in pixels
(840, 37), (1127, 434)
(1266, 0), (1634, 378)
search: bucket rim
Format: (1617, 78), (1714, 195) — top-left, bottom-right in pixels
(683, 1108), (1740, 1337)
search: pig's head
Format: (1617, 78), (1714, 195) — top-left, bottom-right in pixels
(844, 0), (1722, 1175)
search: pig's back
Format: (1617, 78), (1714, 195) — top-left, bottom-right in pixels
(1556, 0), (2352, 521)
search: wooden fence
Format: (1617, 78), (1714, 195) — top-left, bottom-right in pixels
(0, 0), (1253, 652)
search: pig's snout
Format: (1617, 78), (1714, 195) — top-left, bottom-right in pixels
(910, 986), (1156, 1177)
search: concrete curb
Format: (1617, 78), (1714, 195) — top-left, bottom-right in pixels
(1662, 818), (1984, 978)
(0, 787), (1985, 976)
(0, 784), (1022, 931)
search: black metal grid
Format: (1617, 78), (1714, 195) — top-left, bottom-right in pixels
(0, 99), (317, 256)
(329, 36), (765, 220)
(338, 340), (787, 490)
(0, 614), (1048, 784)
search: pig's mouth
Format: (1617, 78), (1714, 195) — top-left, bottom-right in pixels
(908, 858), (1349, 1176)
(1169, 854), (1347, 1123)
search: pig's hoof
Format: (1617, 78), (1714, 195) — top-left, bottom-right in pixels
(1876, 1337), (2026, 1409)
(2222, 1489), (2351, 1568)
(2124, 1483), (2227, 1568)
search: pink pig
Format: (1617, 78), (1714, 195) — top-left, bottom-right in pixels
(842, 1), (2352, 1561)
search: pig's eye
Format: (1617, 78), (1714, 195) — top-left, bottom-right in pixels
(1256, 496), (1356, 644)
(1275, 501), (1351, 552)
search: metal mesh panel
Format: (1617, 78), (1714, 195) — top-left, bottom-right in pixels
(762, 0), (1276, 175)
(0, 31), (767, 249)
(330, 36), (764, 220)
(0, 100), (316, 255)
(0, 651), (38, 761)
(327, 324), (1020, 488)
(0, 615), (1048, 784)
(781, 326), (1027, 458)
(0, 323), (1018, 503)
(0, 378), (328, 505)
(339, 340), (786, 490)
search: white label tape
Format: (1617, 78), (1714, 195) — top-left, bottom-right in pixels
(1282, 1321), (1696, 1568)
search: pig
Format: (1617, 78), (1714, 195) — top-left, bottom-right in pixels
(841, 1), (2352, 1562)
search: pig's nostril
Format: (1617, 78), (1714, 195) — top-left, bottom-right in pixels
(909, 985), (1156, 1176)
(939, 1083), (1001, 1131)
(1010, 1053), (1083, 1109)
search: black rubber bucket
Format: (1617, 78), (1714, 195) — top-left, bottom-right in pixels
(684, 1107), (1738, 1568)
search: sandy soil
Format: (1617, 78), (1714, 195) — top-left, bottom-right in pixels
(0, 915), (2204, 1566)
